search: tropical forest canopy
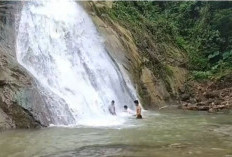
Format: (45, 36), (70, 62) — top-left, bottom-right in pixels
(104, 1), (232, 80)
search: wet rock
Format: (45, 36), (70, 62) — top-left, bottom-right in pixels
(0, 2), (44, 130)
(203, 91), (220, 99)
(197, 106), (209, 111)
(214, 99), (223, 105)
(0, 108), (15, 130)
(208, 108), (217, 113)
(207, 98), (214, 104)
(0, 53), (42, 130)
(181, 93), (190, 101)
(196, 102), (206, 106)
(189, 97), (197, 104)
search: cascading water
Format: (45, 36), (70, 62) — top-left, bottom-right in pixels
(16, 0), (137, 126)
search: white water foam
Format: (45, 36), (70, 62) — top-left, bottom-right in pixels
(16, 0), (137, 126)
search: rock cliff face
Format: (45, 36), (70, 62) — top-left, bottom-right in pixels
(82, 2), (188, 109)
(0, 2), (42, 130)
(0, 51), (42, 130)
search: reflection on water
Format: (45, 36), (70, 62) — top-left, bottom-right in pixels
(1, 111), (232, 157)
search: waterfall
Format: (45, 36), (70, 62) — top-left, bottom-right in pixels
(16, 0), (137, 126)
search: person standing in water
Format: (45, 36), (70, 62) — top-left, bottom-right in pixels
(134, 100), (142, 119)
(109, 100), (116, 115)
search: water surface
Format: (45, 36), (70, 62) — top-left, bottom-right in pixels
(1, 111), (232, 157)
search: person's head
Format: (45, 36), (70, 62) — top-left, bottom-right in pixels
(134, 100), (139, 106)
(111, 100), (115, 105)
(124, 105), (128, 110)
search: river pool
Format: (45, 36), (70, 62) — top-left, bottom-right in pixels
(1, 110), (232, 157)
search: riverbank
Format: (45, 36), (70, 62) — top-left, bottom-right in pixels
(179, 74), (232, 112)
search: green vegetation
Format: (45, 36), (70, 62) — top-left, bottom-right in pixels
(100, 1), (232, 80)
